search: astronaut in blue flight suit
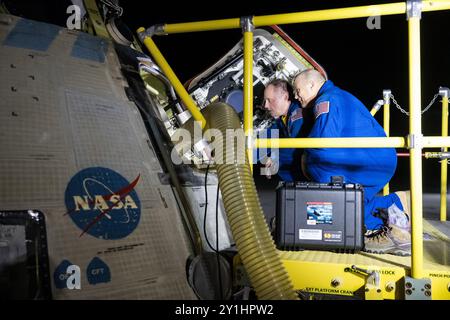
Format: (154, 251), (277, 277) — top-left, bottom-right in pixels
(260, 79), (312, 181)
(292, 69), (411, 255)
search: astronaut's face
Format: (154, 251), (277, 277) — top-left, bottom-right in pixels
(263, 85), (290, 119)
(293, 75), (317, 108)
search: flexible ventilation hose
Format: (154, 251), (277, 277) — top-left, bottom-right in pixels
(195, 102), (297, 300)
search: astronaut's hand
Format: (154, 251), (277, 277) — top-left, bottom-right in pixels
(264, 157), (274, 179)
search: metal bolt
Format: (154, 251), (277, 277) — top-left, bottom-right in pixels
(424, 284), (431, 290)
(424, 290), (431, 297)
(331, 279), (340, 287)
(385, 283), (395, 292)
(405, 289), (412, 295)
(405, 282), (412, 289)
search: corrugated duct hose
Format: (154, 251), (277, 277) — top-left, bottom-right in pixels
(186, 102), (297, 300)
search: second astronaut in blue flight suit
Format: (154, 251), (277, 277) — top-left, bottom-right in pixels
(292, 69), (411, 256)
(261, 79), (312, 181)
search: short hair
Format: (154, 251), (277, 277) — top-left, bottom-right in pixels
(266, 78), (294, 101)
(292, 68), (326, 85)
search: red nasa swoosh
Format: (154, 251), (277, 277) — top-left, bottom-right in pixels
(78, 174), (140, 237)
(64, 174), (140, 237)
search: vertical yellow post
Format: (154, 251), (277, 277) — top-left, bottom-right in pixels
(440, 87), (449, 221)
(242, 17), (254, 172)
(383, 90), (391, 196)
(407, 1), (424, 279)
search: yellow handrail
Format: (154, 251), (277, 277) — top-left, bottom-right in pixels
(164, 18), (240, 34)
(243, 19), (254, 172)
(255, 137), (406, 149)
(254, 136), (450, 149)
(159, 1), (450, 34)
(422, 136), (450, 147)
(440, 89), (449, 221)
(408, 14), (424, 279)
(383, 90), (391, 196)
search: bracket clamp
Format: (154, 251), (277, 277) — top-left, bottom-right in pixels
(439, 86), (450, 99)
(406, 0), (422, 20)
(240, 16), (254, 33)
(137, 24), (166, 42)
(383, 89), (392, 105)
(407, 133), (423, 149)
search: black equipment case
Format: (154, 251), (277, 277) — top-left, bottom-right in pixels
(275, 177), (364, 253)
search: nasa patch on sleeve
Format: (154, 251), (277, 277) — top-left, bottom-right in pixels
(64, 167), (141, 240)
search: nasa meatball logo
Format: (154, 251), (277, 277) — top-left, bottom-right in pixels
(65, 167), (141, 239)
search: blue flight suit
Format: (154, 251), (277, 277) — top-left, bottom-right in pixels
(304, 80), (403, 230)
(259, 101), (310, 181)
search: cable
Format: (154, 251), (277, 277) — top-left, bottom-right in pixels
(203, 164), (216, 252)
(203, 165), (225, 299)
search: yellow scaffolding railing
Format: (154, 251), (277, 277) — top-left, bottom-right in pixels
(440, 88), (449, 222)
(375, 87), (449, 222)
(138, 0), (450, 283)
(383, 90), (391, 196)
(242, 17), (254, 172)
(154, 1), (450, 34)
(408, 11), (424, 278)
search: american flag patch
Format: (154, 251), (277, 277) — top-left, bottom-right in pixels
(290, 108), (303, 122)
(314, 101), (330, 119)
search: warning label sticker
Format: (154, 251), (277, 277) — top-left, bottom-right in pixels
(299, 229), (322, 241)
(307, 202), (333, 225)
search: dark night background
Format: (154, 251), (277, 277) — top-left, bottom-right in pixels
(4, 0), (450, 192)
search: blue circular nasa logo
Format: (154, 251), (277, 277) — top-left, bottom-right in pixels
(65, 167), (141, 239)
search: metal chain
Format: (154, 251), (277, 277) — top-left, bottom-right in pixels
(389, 94), (410, 116)
(421, 93), (440, 114)
(389, 93), (440, 116)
